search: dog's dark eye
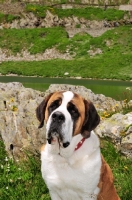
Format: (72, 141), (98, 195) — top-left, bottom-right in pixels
(49, 99), (60, 114)
(67, 103), (79, 119)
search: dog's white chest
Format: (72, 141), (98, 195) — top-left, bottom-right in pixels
(41, 135), (101, 200)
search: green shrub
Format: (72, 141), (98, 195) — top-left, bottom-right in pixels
(0, 13), (19, 23)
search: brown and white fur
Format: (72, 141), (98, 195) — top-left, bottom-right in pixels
(36, 91), (120, 200)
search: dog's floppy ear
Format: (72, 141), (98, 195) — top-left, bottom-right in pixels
(36, 93), (53, 128)
(81, 100), (100, 138)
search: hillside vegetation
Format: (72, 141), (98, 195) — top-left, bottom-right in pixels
(0, 26), (132, 80)
(25, 5), (128, 20)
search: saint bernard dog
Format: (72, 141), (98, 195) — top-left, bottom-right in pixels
(36, 91), (120, 200)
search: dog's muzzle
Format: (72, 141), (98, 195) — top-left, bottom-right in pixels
(47, 111), (70, 148)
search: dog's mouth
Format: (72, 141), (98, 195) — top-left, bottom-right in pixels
(47, 131), (60, 144)
(47, 130), (70, 148)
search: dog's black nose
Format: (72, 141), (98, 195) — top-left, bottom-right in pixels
(63, 142), (70, 148)
(52, 111), (65, 123)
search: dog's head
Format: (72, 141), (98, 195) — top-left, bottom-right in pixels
(36, 91), (100, 148)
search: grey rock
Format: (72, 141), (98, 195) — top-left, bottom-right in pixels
(95, 112), (132, 158)
(0, 82), (45, 159)
(0, 83), (131, 159)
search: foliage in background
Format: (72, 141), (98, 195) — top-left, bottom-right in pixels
(0, 27), (68, 54)
(25, 4), (128, 21)
(0, 26), (132, 80)
(0, 26), (132, 57)
(0, 13), (19, 23)
(57, 26), (132, 58)
(0, 53), (132, 80)
(25, 4), (48, 18)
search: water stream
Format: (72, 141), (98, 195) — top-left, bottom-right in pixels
(0, 76), (132, 100)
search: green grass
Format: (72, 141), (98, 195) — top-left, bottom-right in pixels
(0, 25), (132, 58)
(0, 26), (132, 80)
(100, 138), (132, 200)
(0, 139), (50, 200)
(53, 7), (127, 21)
(0, 27), (68, 55)
(57, 26), (132, 58)
(0, 53), (132, 80)
(0, 137), (132, 200)
(0, 13), (19, 23)
(25, 4), (128, 21)
(0, 26), (132, 57)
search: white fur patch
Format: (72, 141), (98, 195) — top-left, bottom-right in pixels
(62, 91), (74, 104)
(41, 132), (101, 200)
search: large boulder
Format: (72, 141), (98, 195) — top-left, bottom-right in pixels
(0, 83), (131, 159)
(0, 82), (46, 159)
(95, 112), (132, 158)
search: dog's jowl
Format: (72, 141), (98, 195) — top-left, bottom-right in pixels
(36, 91), (120, 200)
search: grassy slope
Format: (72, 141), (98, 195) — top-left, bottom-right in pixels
(1, 138), (132, 200)
(0, 5), (128, 24)
(25, 5), (128, 21)
(0, 26), (132, 80)
(0, 55), (132, 80)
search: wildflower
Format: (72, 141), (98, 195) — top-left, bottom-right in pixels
(10, 97), (15, 102)
(124, 166), (128, 170)
(5, 157), (8, 162)
(10, 179), (13, 183)
(6, 186), (8, 190)
(103, 111), (107, 115)
(12, 105), (18, 112)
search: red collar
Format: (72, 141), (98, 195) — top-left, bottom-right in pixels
(74, 138), (86, 151)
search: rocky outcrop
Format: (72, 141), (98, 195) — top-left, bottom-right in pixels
(0, 47), (72, 62)
(0, 10), (131, 37)
(95, 113), (132, 158)
(0, 83), (132, 159)
(0, 82), (46, 159)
